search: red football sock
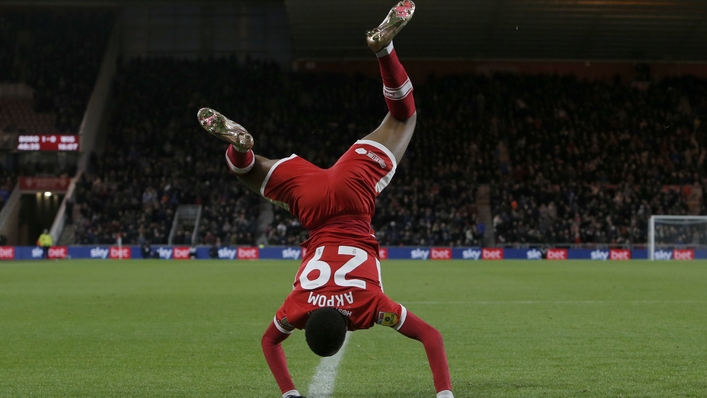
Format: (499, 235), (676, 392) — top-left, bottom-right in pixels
(397, 311), (452, 393)
(225, 144), (255, 175)
(376, 42), (416, 120)
(261, 322), (297, 394)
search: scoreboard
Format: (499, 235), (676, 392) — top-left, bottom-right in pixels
(17, 134), (80, 151)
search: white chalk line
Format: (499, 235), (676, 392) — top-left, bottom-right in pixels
(306, 331), (351, 398)
(404, 300), (704, 305)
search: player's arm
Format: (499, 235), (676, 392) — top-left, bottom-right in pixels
(261, 321), (303, 398)
(395, 309), (454, 397)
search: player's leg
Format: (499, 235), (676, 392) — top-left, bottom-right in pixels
(395, 309), (454, 398)
(361, 0), (417, 164)
(261, 322), (305, 398)
(197, 107), (278, 194)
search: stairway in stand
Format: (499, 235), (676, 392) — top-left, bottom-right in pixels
(475, 184), (494, 247)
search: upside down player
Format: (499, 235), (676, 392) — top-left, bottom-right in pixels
(197, 2), (453, 397)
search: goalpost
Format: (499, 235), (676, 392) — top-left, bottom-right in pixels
(648, 215), (707, 260)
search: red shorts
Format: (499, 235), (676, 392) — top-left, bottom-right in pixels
(274, 287), (408, 333)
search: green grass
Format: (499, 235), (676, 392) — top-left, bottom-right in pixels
(1, 259), (706, 397)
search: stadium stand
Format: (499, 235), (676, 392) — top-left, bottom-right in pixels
(0, 9), (113, 200)
(8, 10), (704, 247)
(66, 56), (707, 247)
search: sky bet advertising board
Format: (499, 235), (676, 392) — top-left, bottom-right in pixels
(2, 246), (705, 261)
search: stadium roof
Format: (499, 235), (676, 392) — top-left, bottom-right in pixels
(4, 0), (707, 61)
(287, 0), (707, 61)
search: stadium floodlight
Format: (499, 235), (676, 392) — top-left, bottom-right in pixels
(648, 215), (707, 260)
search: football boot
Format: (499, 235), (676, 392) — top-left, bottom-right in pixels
(197, 107), (253, 152)
(366, 0), (415, 53)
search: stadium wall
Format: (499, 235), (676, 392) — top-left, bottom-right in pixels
(1, 246), (705, 261)
(293, 59), (707, 82)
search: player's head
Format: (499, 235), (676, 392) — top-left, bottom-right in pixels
(305, 307), (347, 357)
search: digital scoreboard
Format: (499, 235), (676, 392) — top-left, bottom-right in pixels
(17, 134), (80, 151)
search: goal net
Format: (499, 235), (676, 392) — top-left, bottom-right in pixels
(648, 215), (707, 260)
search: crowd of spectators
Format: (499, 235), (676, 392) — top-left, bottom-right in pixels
(72, 57), (268, 245)
(491, 181), (692, 246)
(3, 11), (707, 248)
(69, 55), (707, 247)
(70, 56), (487, 246)
(483, 74), (707, 245)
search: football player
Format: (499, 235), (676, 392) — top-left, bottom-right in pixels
(198, 2), (453, 397)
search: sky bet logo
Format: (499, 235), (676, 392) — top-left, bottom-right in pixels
(32, 247), (44, 258)
(282, 248), (301, 259)
(482, 248), (503, 260)
(591, 250), (609, 260)
(156, 247), (173, 259)
(410, 248), (429, 260)
(462, 249), (481, 260)
(654, 250), (672, 260)
(526, 249), (542, 260)
(91, 247), (109, 259)
(218, 247), (237, 260)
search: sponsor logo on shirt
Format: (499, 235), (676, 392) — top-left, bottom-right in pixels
(354, 147), (387, 169)
(377, 311), (399, 327)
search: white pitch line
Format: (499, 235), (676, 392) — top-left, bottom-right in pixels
(405, 300), (704, 305)
(307, 332), (351, 398)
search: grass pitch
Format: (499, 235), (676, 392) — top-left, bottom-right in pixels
(1, 259), (706, 397)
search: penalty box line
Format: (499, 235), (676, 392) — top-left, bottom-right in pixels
(307, 331), (351, 398)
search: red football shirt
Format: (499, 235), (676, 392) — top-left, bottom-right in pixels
(261, 140), (407, 331)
